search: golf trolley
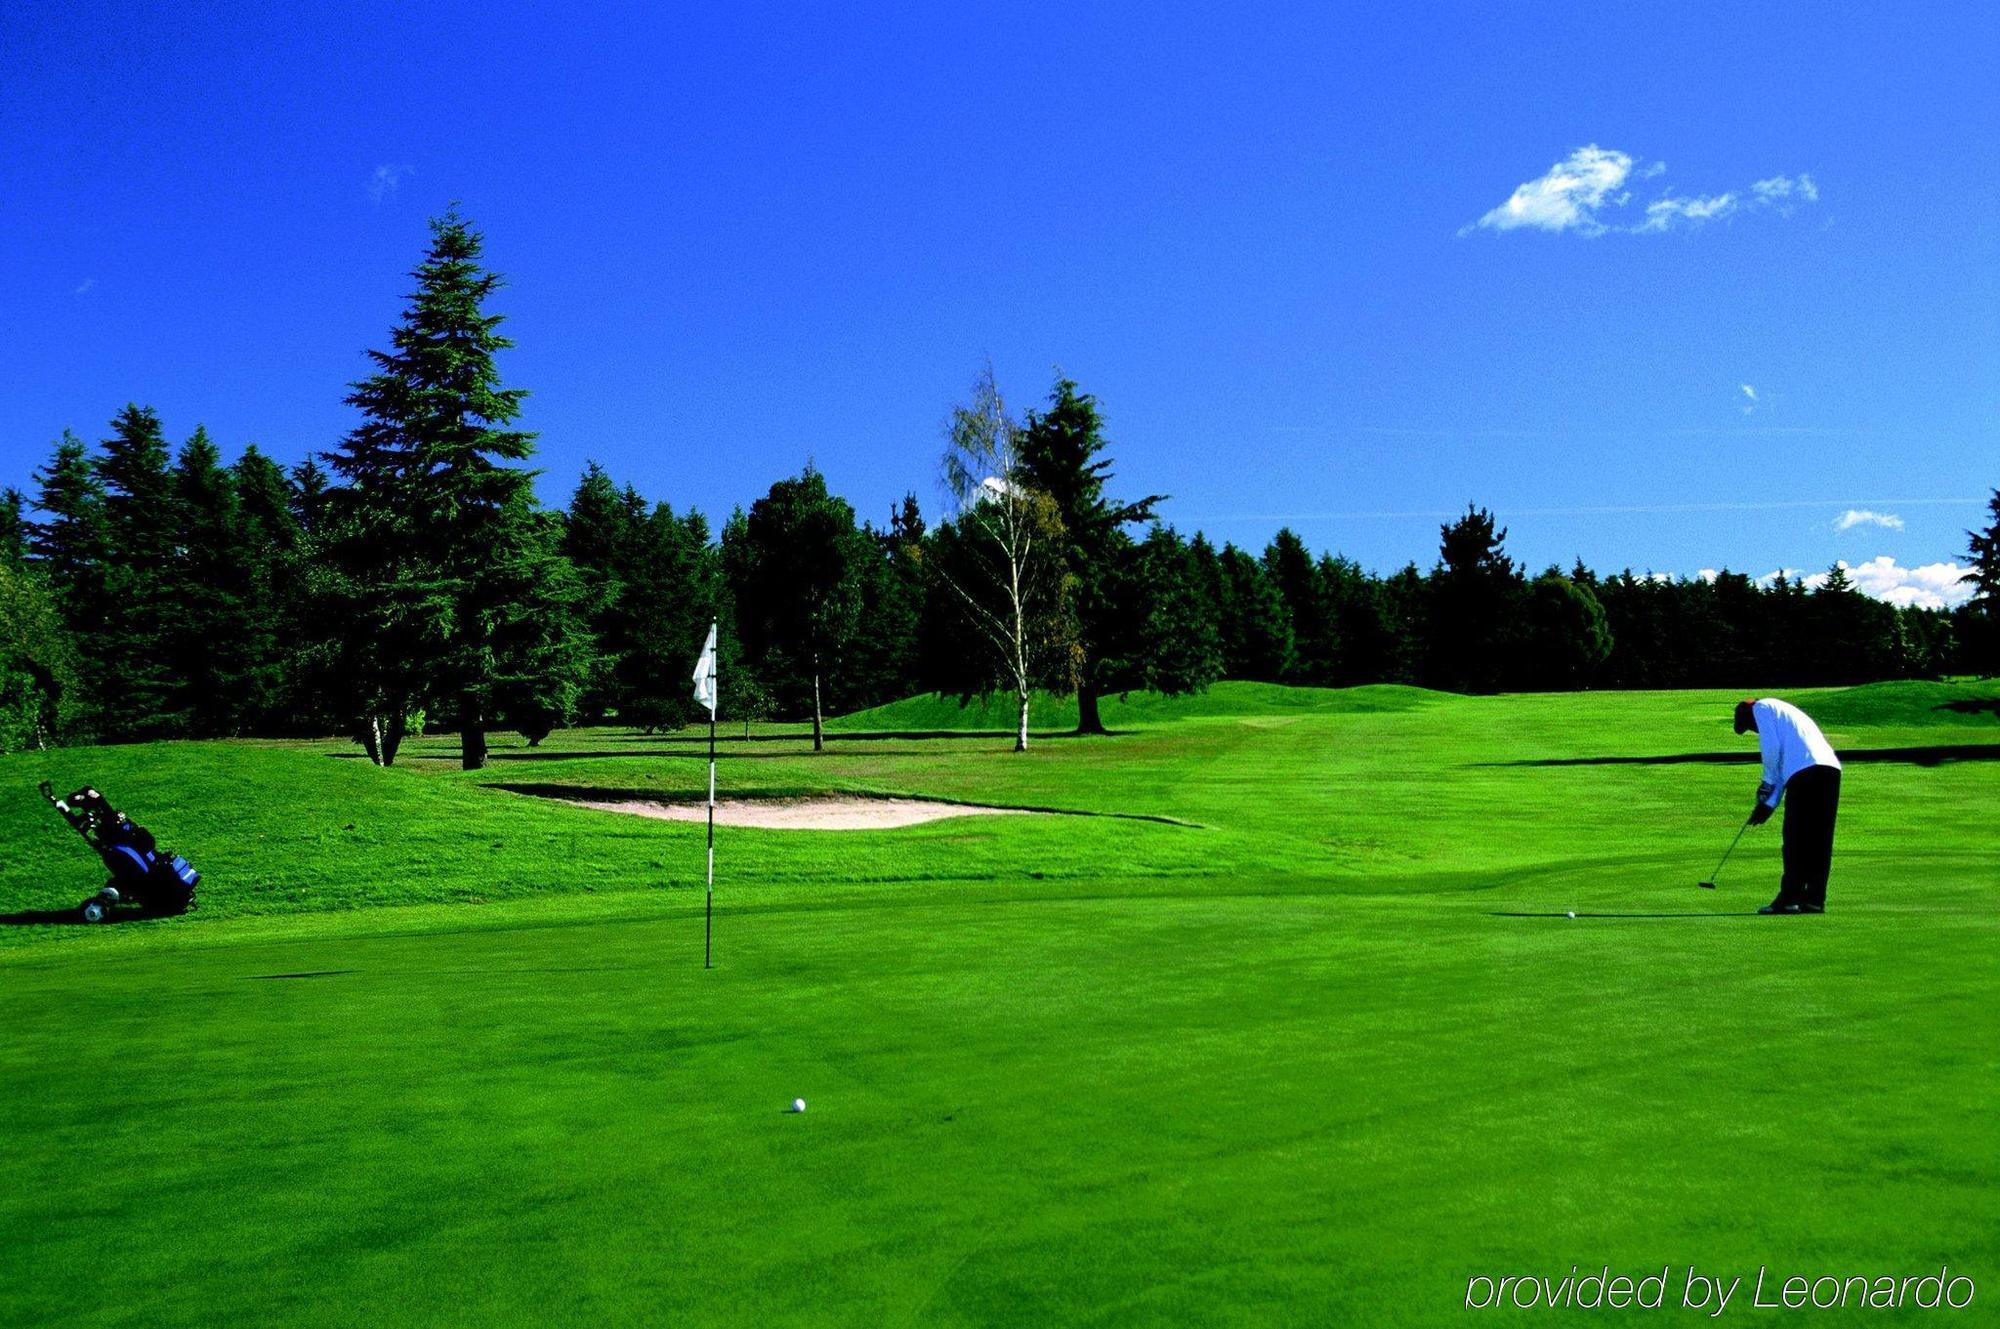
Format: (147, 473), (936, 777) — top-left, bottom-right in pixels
(39, 781), (200, 922)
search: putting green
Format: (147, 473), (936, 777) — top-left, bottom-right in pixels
(2, 682), (1995, 1325)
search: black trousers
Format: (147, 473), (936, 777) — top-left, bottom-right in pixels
(1780, 765), (1841, 906)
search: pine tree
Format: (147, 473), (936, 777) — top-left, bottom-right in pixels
(170, 427), (268, 735)
(29, 432), (110, 641)
(1017, 377), (1163, 734)
(1, 488), (26, 570)
(332, 207), (539, 769)
(1217, 543), (1293, 680)
(94, 405), (183, 737)
(1130, 526), (1223, 693)
(727, 467), (865, 751)
(1966, 490), (2000, 675)
(290, 457), (331, 539)
(488, 502), (595, 745)
(561, 463), (635, 721)
(1319, 554), (1398, 685)
(1425, 505), (1523, 693)
(1262, 529), (1337, 683)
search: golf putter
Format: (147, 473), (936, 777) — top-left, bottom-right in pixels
(1698, 821), (1751, 889)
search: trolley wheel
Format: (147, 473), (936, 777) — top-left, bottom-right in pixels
(80, 897), (112, 924)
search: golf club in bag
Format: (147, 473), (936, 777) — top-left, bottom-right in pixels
(39, 780), (200, 922)
(1698, 820), (1752, 890)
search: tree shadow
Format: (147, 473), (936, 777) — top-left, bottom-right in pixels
(1490, 910), (1765, 919)
(1937, 698), (2000, 718)
(0, 908), (107, 926)
(1486, 745), (2000, 769)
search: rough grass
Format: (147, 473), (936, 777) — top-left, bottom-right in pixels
(2, 680), (1996, 1325)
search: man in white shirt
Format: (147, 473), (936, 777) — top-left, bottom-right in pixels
(1734, 697), (1843, 915)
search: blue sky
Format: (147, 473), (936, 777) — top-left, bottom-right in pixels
(3, 2), (1994, 605)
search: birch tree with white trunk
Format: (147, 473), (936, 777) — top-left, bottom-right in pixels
(937, 366), (1070, 752)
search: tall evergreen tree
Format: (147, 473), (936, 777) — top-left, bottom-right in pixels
(487, 502), (596, 745)
(1, 488), (26, 570)
(1217, 543), (1294, 680)
(727, 467), (865, 751)
(846, 499), (926, 709)
(332, 207), (539, 769)
(561, 462), (636, 721)
(618, 502), (731, 732)
(169, 427), (268, 735)
(93, 405), (183, 737)
(1017, 377), (1163, 734)
(1425, 505), (1523, 693)
(1130, 526), (1223, 694)
(29, 432), (110, 647)
(1320, 554), (1399, 686)
(290, 457), (331, 539)
(1262, 529), (1338, 684)
(1966, 490), (2000, 675)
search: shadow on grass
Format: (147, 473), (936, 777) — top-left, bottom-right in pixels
(1485, 745), (2000, 769)
(1937, 698), (2000, 717)
(1490, 910), (1767, 919)
(611, 729), (1103, 744)
(0, 908), (114, 926)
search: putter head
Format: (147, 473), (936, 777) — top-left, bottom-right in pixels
(1697, 880), (1717, 890)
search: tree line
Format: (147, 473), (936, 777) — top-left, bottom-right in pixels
(4, 211), (1996, 759)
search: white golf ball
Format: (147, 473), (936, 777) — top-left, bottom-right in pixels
(791, 1098), (807, 1114)
(1566, 910), (1577, 919)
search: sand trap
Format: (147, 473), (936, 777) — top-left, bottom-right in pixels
(543, 794), (1032, 831)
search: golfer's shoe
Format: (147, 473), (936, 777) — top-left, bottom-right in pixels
(1757, 897), (1802, 915)
(1797, 901), (1825, 914)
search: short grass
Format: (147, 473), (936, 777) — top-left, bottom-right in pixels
(2, 680), (1995, 1325)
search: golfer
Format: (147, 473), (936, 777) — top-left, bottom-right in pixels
(1734, 697), (1842, 915)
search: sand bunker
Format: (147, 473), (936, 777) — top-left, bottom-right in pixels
(543, 794), (1032, 831)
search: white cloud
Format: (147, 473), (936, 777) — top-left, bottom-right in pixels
(1758, 558), (1974, 609)
(369, 164), (415, 204)
(1738, 383), (1758, 416)
(1465, 145), (1635, 236)
(72, 277), (95, 295)
(1636, 191), (1738, 232)
(1839, 556), (1976, 610)
(1751, 174), (1818, 208)
(1465, 149), (1818, 237)
(1698, 568), (1721, 583)
(1739, 384), (1757, 402)
(1835, 509), (1904, 532)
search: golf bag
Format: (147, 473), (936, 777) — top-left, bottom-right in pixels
(39, 782), (200, 922)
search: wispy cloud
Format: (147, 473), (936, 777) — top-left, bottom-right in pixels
(1835, 509), (1904, 532)
(1465, 149), (1819, 237)
(1738, 384), (1757, 416)
(1751, 174), (1818, 210)
(1462, 145), (1636, 237)
(369, 164), (415, 204)
(1636, 191), (1738, 232)
(72, 277), (95, 296)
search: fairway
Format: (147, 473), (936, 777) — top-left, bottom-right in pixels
(3, 682), (1996, 1325)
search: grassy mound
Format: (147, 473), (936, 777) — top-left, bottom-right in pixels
(831, 680), (1450, 732)
(1792, 677), (2000, 729)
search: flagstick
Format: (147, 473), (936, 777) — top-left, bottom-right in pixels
(704, 696), (716, 969)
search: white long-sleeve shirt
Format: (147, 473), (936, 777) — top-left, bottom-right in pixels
(1751, 697), (1842, 808)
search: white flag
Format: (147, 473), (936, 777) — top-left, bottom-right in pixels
(692, 622), (718, 712)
